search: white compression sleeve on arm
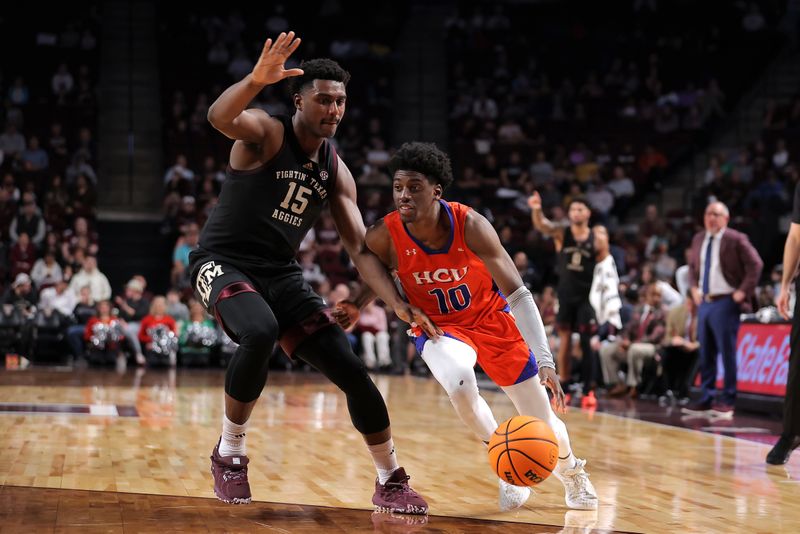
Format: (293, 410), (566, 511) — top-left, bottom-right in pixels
(506, 286), (556, 370)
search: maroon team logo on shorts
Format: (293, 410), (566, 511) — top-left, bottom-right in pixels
(197, 261), (224, 307)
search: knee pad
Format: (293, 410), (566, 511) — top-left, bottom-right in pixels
(239, 321), (277, 353)
(215, 290), (279, 352)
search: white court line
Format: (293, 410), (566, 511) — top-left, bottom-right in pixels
(89, 404), (119, 416)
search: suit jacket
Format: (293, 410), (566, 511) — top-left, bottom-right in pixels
(625, 304), (667, 345)
(687, 227), (763, 312)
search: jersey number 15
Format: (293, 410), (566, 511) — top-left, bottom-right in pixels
(280, 181), (313, 215)
(428, 284), (472, 314)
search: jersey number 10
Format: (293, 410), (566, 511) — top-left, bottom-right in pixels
(428, 284), (472, 314)
(280, 181), (313, 215)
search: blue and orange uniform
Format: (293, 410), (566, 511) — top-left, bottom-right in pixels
(384, 200), (538, 387)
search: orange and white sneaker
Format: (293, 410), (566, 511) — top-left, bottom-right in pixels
(553, 458), (598, 510)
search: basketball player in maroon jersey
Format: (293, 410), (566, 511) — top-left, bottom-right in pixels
(193, 31), (435, 514)
(529, 192), (599, 399)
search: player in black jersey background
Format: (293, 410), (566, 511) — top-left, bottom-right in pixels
(528, 192), (599, 399)
(192, 31), (436, 513)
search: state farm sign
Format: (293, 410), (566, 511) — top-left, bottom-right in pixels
(719, 323), (791, 396)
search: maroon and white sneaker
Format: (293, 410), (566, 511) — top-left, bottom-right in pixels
(372, 467), (428, 515)
(210, 439), (251, 504)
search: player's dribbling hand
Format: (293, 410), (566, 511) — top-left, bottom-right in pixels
(539, 367), (566, 413)
(332, 300), (360, 331)
(527, 191), (542, 211)
(395, 304), (443, 340)
(251, 31), (304, 86)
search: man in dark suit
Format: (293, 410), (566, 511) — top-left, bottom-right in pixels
(767, 182), (800, 464)
(683, 201), (763, 416)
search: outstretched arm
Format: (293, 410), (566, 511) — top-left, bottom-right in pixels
(528, 191), (564, 249)
(207, 31), (303, 143)
(330, 159), (440, 338)
(465, 210), (565, 412)
(331, 222), (385, 329)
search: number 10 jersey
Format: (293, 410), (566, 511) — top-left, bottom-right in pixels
(385, 200), (537, 386)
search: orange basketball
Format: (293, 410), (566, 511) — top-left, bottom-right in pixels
(488, 415), (559, 487)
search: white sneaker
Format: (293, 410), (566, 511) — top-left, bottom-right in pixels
(553, 458), (598, 510)
(498, 479), (531, 511)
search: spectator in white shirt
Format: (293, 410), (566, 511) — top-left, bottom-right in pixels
(38, 280), (76, 317)
(31, 250), (64, 289)
(68, 255), (111, 303)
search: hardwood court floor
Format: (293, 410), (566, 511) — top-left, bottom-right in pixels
(0, 367), (799, 533)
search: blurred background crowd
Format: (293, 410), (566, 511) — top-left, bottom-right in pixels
(0, 1), (795, 401)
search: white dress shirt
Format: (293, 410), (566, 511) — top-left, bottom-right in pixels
(699, 229), (736, 295)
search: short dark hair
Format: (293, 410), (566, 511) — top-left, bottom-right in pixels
(388, 142), (454, 190)
(288, 58), (350, 94)
(568, 196), (591, 210)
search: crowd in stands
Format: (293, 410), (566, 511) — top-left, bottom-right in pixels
(148, 2), (795, 388)
(1, 2), (796, 396)
(0, 4), (113, 364)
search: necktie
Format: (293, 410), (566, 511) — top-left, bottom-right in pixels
(638, 307), (650, 340)
(702, 235), (713, 295)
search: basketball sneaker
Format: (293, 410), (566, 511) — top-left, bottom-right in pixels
(498, 479), (531, 511)
(372, 467), (428, 515)
(210, 439), (251, 504)
(553, 458), (598, 510)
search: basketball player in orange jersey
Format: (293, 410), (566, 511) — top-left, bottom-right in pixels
(335, 143), (598, 511)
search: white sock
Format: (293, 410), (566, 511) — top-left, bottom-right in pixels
(367, 438), (399, 484)
(558, 452), (577, 471)
(219, 415), (247, 457)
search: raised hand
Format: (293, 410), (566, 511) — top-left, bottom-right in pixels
(251, 31), (304, 86)
(528, 191), (542, 211)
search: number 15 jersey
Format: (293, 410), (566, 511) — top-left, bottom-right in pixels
(199, 115), (338, 266)
(384, 200), (537, 386)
